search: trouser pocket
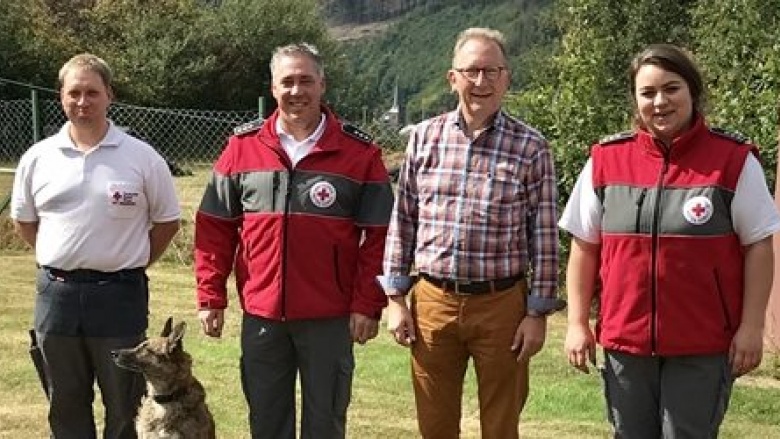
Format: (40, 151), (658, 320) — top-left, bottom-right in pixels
(34, 269), (80, 335)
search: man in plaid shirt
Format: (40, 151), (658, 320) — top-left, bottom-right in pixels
(379, 27), (564, 439)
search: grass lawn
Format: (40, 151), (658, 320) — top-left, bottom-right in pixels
(1, 166), (779, 438)
(2, 251), (779, 438)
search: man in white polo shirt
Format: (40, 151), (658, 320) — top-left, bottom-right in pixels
(10, 53), (180, 439)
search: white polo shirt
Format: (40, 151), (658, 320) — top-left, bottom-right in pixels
(275, 114), (326, 166)
(11, 122), (181, 271)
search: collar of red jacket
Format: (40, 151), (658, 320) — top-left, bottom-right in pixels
(636, 113), (708, 158)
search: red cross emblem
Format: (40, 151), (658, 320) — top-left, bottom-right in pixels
(683, 196), (713, 225)
(315, 187), (331, 202)
(309, 181), (336, 208)
(690, 203), (706, 218)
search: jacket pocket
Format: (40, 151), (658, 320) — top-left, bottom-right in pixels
(333, 246), (346, 296)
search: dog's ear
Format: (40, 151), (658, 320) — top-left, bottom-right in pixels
(160, 317), (174, 337)
(168, 321), (187, 353)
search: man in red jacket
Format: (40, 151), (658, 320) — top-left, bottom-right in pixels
(194, 43), (394, 439)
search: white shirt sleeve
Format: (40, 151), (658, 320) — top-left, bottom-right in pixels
(10, 148), (39, 222)
(558, 158), (602, 243)
(731, 154), (780, 245)
(146, 156), (181, 223)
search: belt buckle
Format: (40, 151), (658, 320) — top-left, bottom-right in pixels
(453, 280), (473, 295)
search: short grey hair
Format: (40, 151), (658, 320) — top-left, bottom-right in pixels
(58, 53), (113, 90)
(452, 27), (508, 65)
(269, 43), (325, 79)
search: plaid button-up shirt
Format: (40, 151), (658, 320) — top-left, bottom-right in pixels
(381, 109), (561, 314)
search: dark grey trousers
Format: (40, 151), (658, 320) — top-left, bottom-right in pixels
(602, 349), (733, 439)
(240, 313), (354, 439)
(37, 333), (145, 439)
(34, 267), (148, 439)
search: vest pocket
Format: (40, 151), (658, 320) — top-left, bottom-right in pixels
(713, 270), (733, 331)
(634, 188), (647, 233)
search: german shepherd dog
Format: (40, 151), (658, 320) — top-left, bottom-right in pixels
(112, 317), (216, 438)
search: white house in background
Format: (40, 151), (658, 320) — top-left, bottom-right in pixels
(381, 81), (401, 128)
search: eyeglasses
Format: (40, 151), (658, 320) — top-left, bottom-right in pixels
(453, 66), (507, 81)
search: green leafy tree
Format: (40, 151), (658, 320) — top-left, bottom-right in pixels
(80, 0), (215, 107)
(0, 0), (76, 97)
(1, 0), (335, 110)
(506, 0), (693, 278)
(509, 0), (694, 202)
(690, 0), (780, 187)
(198, 0), (335, 111)
(0, 1), (31, 98)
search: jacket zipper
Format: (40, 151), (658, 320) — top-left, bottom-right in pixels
(280, 167), (293, 320)
(272, 172), (280, 212)
(650, 155), (669, 354)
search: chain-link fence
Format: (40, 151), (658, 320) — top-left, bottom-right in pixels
(0, 98), (258, 167)
(0, 96), (409, 170)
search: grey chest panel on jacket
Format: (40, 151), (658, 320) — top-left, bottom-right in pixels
(598, 185), (734, 236)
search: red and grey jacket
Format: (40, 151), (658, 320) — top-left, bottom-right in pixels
(195, 107), (394, 320)
(592, 115), (757, 356)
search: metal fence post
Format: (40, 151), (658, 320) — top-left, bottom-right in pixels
(258, 96), (265, 119)
(31, 89), (41, 143)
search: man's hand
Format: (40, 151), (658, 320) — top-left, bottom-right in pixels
(198, 309), (224, 338)
(386, 295), (416, 347)
(564, 322), (597, 374)
(350, 313), (379, 345)
(13, 220), (38, 249)
(511, 315), (547, 363)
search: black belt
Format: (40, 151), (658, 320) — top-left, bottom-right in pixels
(42, 266), (145, 283)
(421, 273), (522, 295)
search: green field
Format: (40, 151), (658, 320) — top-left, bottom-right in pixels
(1, 169), (779, 438)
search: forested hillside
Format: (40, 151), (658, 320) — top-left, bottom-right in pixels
(332, 0), (552, 123)
(320, 0), (513, 25)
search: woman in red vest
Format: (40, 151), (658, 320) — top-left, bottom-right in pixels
(559, 44), (780, 437)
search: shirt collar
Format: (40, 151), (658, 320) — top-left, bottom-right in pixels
(57, 120), (123, 150)
(450, 108), (505, 133)
(275, 113), (327, 145)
